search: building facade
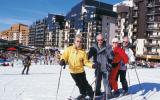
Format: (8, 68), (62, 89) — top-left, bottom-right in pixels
(65, 0), (117, 49)
(114, 0), (133, 43)
(28, 14), (65, 48)
(133, 0), (160, 57)
(0, 24), (29, 46)
(114, 0), (160, 59)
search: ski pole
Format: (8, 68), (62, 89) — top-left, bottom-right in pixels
(68, 78), (96, 99)
(134, 64), (147, 100)
(56, 64), (64, 100)
(93, 66), (100, 100)
(127, 66), (132, 100)
(90, 78), (96, 86)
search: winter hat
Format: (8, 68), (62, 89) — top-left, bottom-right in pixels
(112, 38), (119, 43)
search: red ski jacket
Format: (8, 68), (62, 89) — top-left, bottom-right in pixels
(113, 47), (128, 64)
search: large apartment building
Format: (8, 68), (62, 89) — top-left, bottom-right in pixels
(28, 13), (65, 48)
(0, 24), (29, 46)
(114, 0), (133, 43)
(133, 0), (160, 57)
(114, 0), (160, 60)
(65, 0), (117, 49)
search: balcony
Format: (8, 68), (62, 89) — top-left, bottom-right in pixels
(132, 35), (137, 39)
(144, 52), (159, 56)
(133, 28), (137, 32)
(146, 11), (159, 15)
(133, 13), (138, 18)
(115, 28), (121, 33)
(133, 21), (137, 25)
(147, 26), (160, 30)
(133, 6), (138, 10)
(144, 43), (159, 47)
(147, 35), (160, 39)
(147, 19), (155, 23)
(147, 3), (154, 8)
(154, 4), (160, 7)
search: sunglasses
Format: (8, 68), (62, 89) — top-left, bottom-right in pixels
(123, 41), (128, 43)
(97, 39), (103, 41)
(76, 40), (82, 43)
(112, 42), (118, 44)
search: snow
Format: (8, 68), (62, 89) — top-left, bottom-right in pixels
(0, 62), (160, 100)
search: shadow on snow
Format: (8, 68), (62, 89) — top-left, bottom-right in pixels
(129, 82), (160, 95)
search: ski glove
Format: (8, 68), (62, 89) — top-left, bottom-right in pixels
(130, 62), (135, 65)
(112, 63), (119, 68)
(59, 59), (65, 66)
(92, 63), (99, 69)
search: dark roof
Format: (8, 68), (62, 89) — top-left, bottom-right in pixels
(96, 8), (117, 17)
(0, 39), (7, 42)
(117, 5), (130, 13)
(84, 0), (113, 11)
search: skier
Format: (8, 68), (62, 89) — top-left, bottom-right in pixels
(88, 34), (114, 99)
(22, 55), (31, 75)
(109, 38), (128, 98)
(59, 34), (97, 100)
(116, 36), (135, 95)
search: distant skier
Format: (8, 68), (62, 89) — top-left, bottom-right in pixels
(59, 34), (98, 100)
(22, 55), (31, 75)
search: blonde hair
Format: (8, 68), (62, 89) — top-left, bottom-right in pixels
(74, 34), (82, 41)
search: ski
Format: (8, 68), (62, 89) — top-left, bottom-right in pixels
(66, 96), (93, 100)
(94, 95), (104, 100)
(66, 96), (75, 100)
(112, 92), (130, 100)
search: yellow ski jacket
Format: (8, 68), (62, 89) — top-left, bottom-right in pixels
(61, 45), (93, 73)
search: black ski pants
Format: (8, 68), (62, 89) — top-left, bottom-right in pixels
(116, 70), (128, 92)
(22, 65), (30, 74)
(95, 69), (102, 96)
(70, 72), (94, 97)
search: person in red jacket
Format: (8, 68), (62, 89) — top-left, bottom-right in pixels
(109, 38), (128, 97)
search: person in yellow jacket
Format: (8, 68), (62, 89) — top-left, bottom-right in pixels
(60, 34), (97, 100)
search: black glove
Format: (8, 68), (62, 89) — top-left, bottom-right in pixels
(59, 59), (65, 66)
(92, 63), (99, 69)
(112, 63), (119, 68)
(130, 62), (135, 65)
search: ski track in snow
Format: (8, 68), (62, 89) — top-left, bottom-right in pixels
(0, 62), (160, 100)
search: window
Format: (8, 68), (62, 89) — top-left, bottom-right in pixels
(158, 16), (160, 21)
(106, 23), (109, 26)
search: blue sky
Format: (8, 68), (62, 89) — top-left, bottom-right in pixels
(0, 0), (123, 31)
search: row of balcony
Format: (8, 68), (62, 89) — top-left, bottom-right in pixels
(147, 35), (160, 39)
(147, 3), (160, 8)
(144, 43), (160, 47)
(146, 11), (160, 15)
(147, 26), (160, 30)
(143, 51), (159, 56)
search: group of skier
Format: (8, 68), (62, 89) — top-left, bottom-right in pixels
(59, 33), (135, 100)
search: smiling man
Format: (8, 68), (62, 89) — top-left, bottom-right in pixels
(59, 34), (97, 100)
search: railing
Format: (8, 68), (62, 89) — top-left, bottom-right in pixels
(147, 27), (160, 30)
(147, 35), (160, 39)
(133, 6), (138, 10)
(144, 43), (159, 47)
(133, 13), (138, 18)
(146, 3), (154, 7)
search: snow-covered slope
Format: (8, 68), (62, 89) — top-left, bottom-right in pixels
(0, 64), (160, 100)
